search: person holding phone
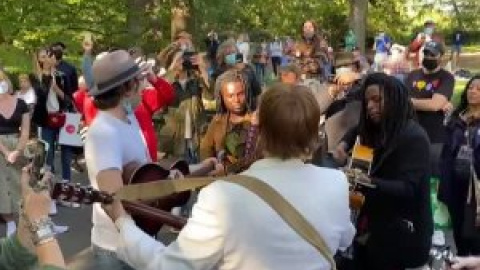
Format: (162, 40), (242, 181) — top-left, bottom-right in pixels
(0, 166), (66, 269)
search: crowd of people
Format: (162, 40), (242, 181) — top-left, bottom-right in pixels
(0, 17), (480, 270)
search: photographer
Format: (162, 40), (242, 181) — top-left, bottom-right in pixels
(159, 42), (210, 162)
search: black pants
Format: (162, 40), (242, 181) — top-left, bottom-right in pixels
(430, 143), (443, 178)
(447, 176), (480, 256)
(271, 56), (282, 76)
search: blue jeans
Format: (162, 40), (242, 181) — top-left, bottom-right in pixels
(92, 245), (135, 270)
(41, 126), (73, 181)
(254, 63), (265, 84)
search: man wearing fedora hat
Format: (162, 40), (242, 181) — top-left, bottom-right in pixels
(83, 49), (153, 269)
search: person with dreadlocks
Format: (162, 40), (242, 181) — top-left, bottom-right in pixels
(212, 39), (262, 111)
(200, 69), (260, 176)
(335, 73), (433, 269)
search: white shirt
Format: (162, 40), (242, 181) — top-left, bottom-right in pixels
(16, 88), (36, 105)
(269, 41), (283, 57)
(236, 42), (250, 64)
(85, 111), (149, 251)
(116, 158), (355, 270)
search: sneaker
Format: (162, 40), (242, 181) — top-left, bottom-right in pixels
(6, 221), (16, 237)
(49, 201), (58, 216)
(432, 230), (446, 246)
(52, 224), (69, 235)
(58, 200), (81, 208)
(71, 159), (84, 173)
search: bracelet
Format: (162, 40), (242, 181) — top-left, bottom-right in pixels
(36, 235), (57, 246)
(26, 217), (56, 246)
(26, 216), (53, 233)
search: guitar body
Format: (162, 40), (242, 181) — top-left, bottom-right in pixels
(345, 137), (374, 212)
(123, 161), (191, 236)
(52, 159), (215, 236)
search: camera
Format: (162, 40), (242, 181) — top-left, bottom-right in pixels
(235, 53), (243, 63)
(182, 51), (198, 70)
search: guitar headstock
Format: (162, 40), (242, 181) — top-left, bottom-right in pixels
(51, 182), (114, 205)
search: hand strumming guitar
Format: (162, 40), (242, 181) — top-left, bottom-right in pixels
(449, 256), (480, 270)
(342, 168), (374, 188)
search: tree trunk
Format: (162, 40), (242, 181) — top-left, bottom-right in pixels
(126, 0), (150, 44)
(349, 0), (368, 53)
(171, 0), (194, 41)
(450, 0), (464, 29)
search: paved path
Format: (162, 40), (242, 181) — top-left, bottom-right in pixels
(0, 159), (92, 259)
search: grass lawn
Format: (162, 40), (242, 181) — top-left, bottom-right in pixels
(452, 79), (466, 106)
(460, 44), (480, 54)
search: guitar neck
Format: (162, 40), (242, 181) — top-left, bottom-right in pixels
(122, 201), (187, 230)
(188, 162), (216, 177)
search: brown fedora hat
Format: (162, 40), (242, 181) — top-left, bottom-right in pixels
(90, 50), (147, 96)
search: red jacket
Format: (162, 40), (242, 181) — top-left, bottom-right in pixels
(73, 77), (175, 161)
(73, 86), (98, 126)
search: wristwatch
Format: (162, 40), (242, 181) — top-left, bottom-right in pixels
(28, 217), (56, 246)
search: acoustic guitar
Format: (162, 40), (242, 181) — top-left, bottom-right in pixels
(52, 160), (215, 235)
(342, 136), (375, 211)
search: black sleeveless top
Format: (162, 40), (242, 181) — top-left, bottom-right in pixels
(0, 98), (29, 135)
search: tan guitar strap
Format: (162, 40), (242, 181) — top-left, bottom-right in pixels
(117, 175), (336, 269)
(224, 175), (337, 270)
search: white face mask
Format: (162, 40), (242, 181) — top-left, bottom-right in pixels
(0, 81), (9, 94)
(122, 81), (143, 114)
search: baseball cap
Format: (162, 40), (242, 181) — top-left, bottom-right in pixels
(423, 41), (445, 57)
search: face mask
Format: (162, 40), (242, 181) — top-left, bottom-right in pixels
(129, 93), (142, 109)
(304, 32), (314, 40)
(225, 53), (238, 66)
(0, 81), (8, 94)
(122, 99), (134, 114)
(422, 58), (439, 71)
(180, 43), (188, 52)
(424, 27), (434, 36)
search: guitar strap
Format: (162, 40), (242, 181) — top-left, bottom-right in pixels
(117, 175), (336, 269)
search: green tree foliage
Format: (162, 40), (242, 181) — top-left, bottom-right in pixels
(0, 0), (478, 58)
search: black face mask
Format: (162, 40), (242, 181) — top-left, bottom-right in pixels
(422, 58), (439, 71)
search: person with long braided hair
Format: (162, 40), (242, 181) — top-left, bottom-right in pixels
(335, 73), (433, 269)
(200, 69), (259, 175)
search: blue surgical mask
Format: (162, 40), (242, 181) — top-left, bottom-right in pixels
(122, 99), (134, 115)
(225, 53), (238, 66)
(0, 81), (8, 94)
(425, 27), (434, 35)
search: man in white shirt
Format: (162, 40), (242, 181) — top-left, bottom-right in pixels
(84, 50), (151, 269)
(236, 33), (250, 64)
(269, 37), (283, 76)
(103, 83), (355, 270)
